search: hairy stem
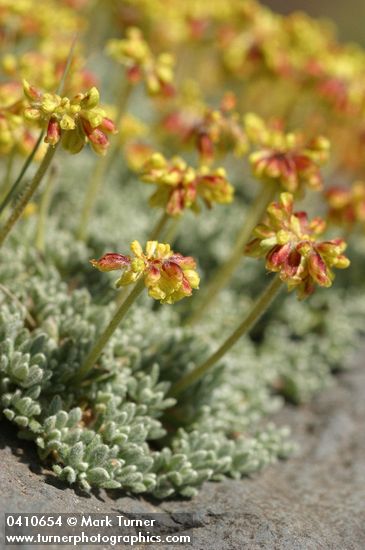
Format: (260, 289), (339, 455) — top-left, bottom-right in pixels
(0, 144), (58, 249)
(74, 279), (144, 382)
(186, 183), (276, 325)
(170, 274), (282, 397)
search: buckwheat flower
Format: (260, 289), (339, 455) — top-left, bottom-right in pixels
(245, 192), (350, 299)
(91, 241), (199, 304)
(311, 48), (365, 116)
(162, 92), (247, 164)
(245, 114), (330, 194)
(325, 183), (365, 229)
(23, 81), (117, 155)
(106, 27), (175, 97)
(140, 152), (234, 216)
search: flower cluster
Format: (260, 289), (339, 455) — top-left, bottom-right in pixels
(23, 82), (117, 155)
(0, 0), (83, 44)
(162, 92), (248, 164)
(245, 114), (330, 194)
(325, 182), (365, 230)
(140, 152), (234, 216)
(245, 193), (350, 299)
(218, 3), (362, 117)
(106, 27), (175, 97)
(91, 241), (200, 304)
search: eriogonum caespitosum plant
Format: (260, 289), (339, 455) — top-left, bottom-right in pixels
(245, 192), (350, 299)
(140, 152), (234, 216)
(2, 0), (365, 504)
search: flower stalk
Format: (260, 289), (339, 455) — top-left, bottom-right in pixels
(0, 131), (44, 217)
(0, 143), (58, 249)
(170, 274), (283, 397)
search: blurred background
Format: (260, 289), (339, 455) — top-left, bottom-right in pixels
(264, 0), (365, 44)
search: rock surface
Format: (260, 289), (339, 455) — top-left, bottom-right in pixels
(1, 359), (365, 549)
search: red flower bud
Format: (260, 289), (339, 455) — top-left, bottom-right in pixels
(90, 253), (131, 272)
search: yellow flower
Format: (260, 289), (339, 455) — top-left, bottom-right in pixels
(245, 192), (350, 299)
(23, 81), (117, 155)
(325, 182), (365, 230)
(141, 152), (234, 216)
(91, 241), (199, 304)
(245, 114), (330, 194)
(106, 27), (175, 97)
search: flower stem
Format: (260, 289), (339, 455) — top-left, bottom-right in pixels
(35, 165), (57, 252)
(74, 279), (145, 383)
(76, 81), (132, 242)
(186, 183), (276, 325)
(170, 274), (282, 397)
(0, 131), (44, 217)
(0, 147), (16, 202)
(0, 144), (58, 249)
(148, 210), (171, 241)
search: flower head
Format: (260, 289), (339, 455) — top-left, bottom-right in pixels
(23, 81), (117, 155)
(245, 114), (330, 194)
(91, 241), (199, 304)
(162, 92), (248, 164)
(245, 192), (350, 299)
(140, 152), (234, 216)
(325, 182), (365, 230)
(106, 27), (175, 97)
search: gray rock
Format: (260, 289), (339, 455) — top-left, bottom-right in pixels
(1, 360), (365, 549)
